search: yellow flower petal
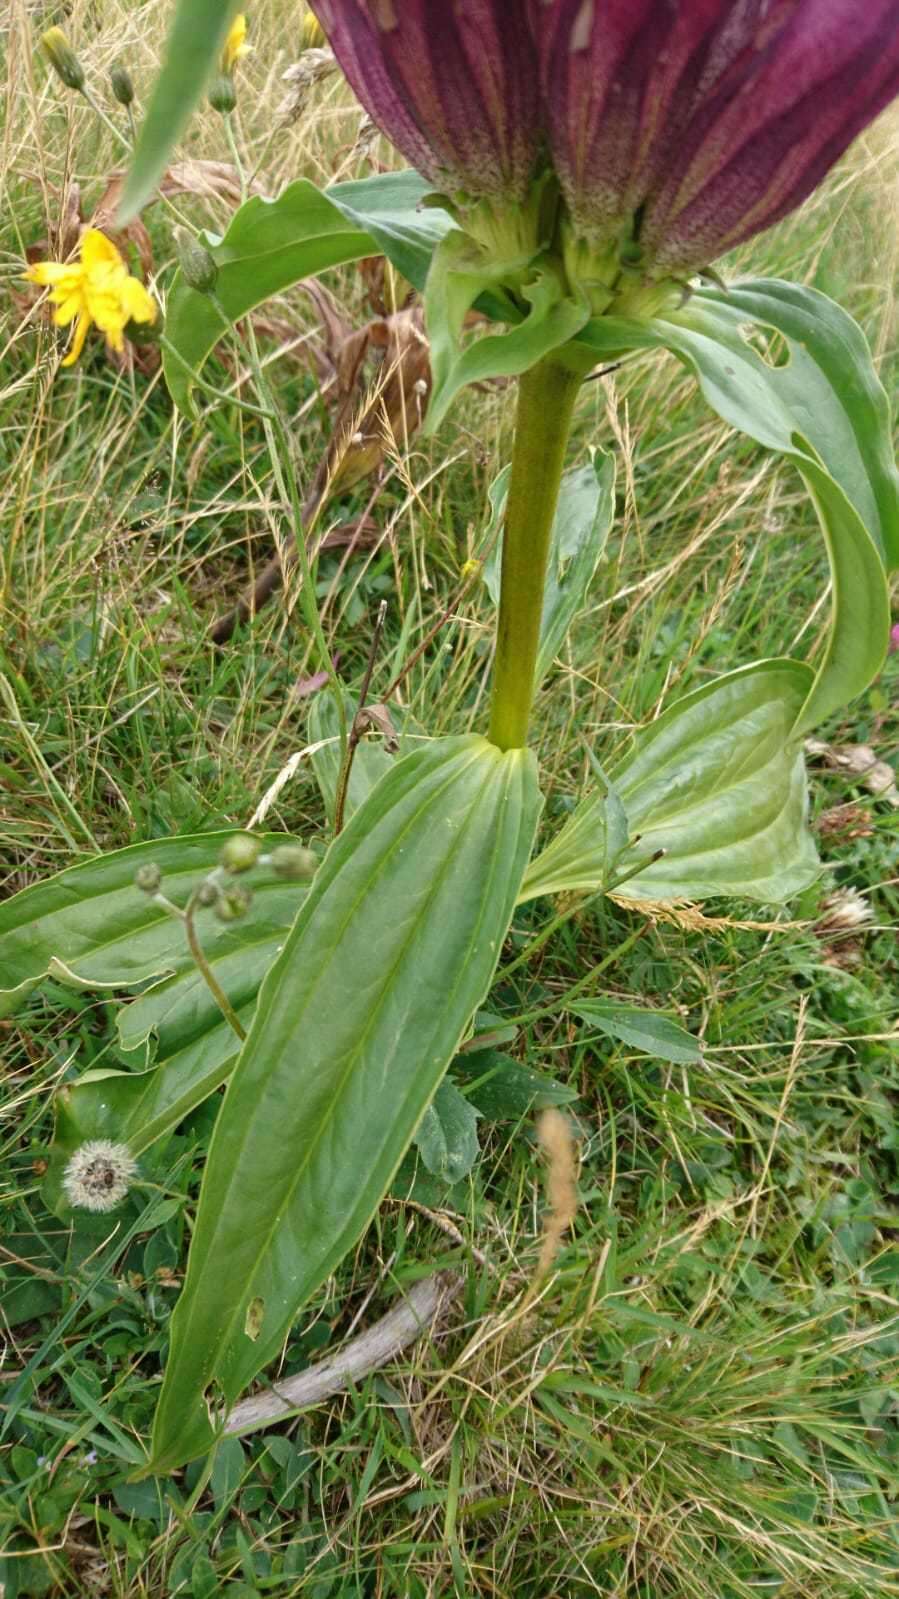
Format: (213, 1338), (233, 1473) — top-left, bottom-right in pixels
(119, 277), (157, 325)
(80, 228), (125, 273)
(61, 311), (91, 366)
(51, 290), (89, 328)
(26, 260), (81, 288)
(222, 13), (248, 72)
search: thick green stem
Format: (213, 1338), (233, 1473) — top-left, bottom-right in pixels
(488, 356), (586, 750)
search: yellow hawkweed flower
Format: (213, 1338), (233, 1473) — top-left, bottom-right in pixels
(25, 228), (157, 367)
(221, 13), (249, 73)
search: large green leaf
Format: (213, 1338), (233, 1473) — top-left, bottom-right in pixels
(146, 735), (540, 1472)
(483, 453), (615, 686)
(163, 172), (451, 416)
(118, 0), (243, 223)
(522, 660), (820, 905)
(577, 279), (894, 729)
(690, 280), (899, 573)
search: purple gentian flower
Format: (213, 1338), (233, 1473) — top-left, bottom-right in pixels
(315, 0), (899, 285)
(537, 0), (899, 273)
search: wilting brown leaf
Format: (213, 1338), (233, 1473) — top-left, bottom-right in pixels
(210, 305), (433, 643)
(323, 307), (431, 498)
(297, 279), (356, 384)
(318, 516), (381, 554)
(24, 182), (81, 268)
(356, 703), (399, 753)
(89, 175), (154, 278)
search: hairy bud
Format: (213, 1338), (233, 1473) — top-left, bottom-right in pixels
(208, 73), (237, 115)
(41, 27), (85, 93)
(269, 844), (318, 882)
(302, 11), (326, 49)
(215, 884), (253, 922)
(174, 228), (219, 295)
(220, 833), (262, 873)
(109, 63), (134, 107)
(135, 862), (162, 895)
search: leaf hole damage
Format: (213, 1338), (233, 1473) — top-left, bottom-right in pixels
(245, 1296), (265, 1341)
(739, 324), (792, 370)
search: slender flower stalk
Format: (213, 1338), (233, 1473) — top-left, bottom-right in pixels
(488, 352), (591, 749)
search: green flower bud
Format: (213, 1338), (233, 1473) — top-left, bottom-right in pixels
(174, 228), (219, 295)
(196, 880), (220, 908)
(109, 63), (134, 106)
(269, 844), (318, 882)
(215, 884), (253, 922)
(208, 73), (237, 115)
(220, 833), (262, 873)
(41, 27), (85, 93)
(135, 862), (162, 894)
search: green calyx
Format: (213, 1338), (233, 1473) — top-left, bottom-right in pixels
(559, 217), (688, 320)
(427, 167), (559, 276)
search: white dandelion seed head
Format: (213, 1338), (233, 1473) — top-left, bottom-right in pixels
(62, 1140), (137, 1213)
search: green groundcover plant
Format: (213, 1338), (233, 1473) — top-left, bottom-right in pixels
(4, 0), (898, 1475)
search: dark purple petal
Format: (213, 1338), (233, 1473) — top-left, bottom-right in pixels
(535, 0), (899, 269)
(312, 0), (540, 200)
(534, 0), (741, 238)
(643, 0), (899, 269)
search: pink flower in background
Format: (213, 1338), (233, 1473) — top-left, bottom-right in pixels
(889, 622), (899, 654)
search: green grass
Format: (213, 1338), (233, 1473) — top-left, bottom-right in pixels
(2, 3), (899, 1594)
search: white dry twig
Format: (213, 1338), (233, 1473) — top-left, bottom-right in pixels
(223, 1270), (463, 1436)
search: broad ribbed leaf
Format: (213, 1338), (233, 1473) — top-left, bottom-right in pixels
(522, 661), (819, 905)
(118, 0), (242, 222)
(483, 453), (615, 686)
(147, 735), (540, 1472)
(163, 172), (450, 416)
(578, 279), (894, 729)
(572, 1001), (700, 1065)
(692, 281), (899, 573)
